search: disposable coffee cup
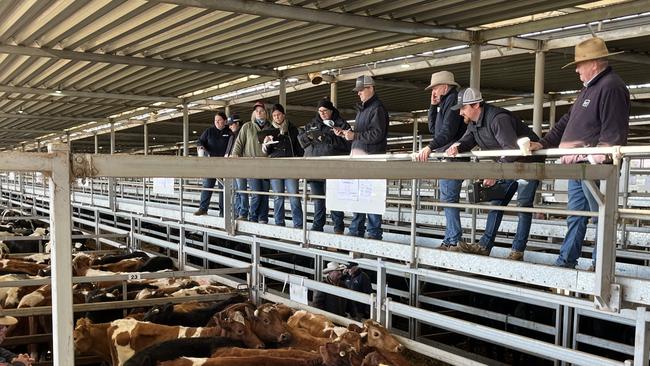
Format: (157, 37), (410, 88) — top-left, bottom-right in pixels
(517, 137), (531, 156)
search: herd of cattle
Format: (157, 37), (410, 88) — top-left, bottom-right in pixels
(74, 300), (411, 366)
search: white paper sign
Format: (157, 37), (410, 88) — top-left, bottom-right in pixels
(326, 179), (387, 215)
(289, 283), (308, 305)
(8, 172), (15, 180)
(153, 178), (175, 195)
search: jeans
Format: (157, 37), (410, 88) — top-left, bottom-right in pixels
(309, 180), (344, 232)
(556, 180), (599, 268)
(235, 178), (249, 218)
(270, 179), (303, 228)
(349, 213), (382, 240)
(439, 179), (463, 245)
(248, 179), (270, 223)
(199, 178), (223, 214)
(480, 179), (538, 251)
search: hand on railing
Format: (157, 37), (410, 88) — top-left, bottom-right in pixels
(416, 146), (431, 162)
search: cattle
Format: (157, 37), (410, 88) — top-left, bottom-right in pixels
(123, 336), (244, 366)
(73, 318), (112, 364)
(108, 314), (264, 366)
(320, 341), (364, 366)
(158, 356), (322, 366)
(285, 325), (330, 352)
(0, 259), (48, 275)
(215, 302), (291, 344)
(275, 303), (295, 321)
(361, 320), (404, 353)
(211, 347), (320, 361)
(138, 256), (175, 272)
(92, 251), (150, 265)
(288, 310), (345, 338)
(0, 274), (41, 308)
(361, 350), (411, 366)
(2, 227), (48, 254)
(142, 294), (246, 327)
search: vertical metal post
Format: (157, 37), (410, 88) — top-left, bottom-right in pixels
(251, 236), (260, 304)
(178, 223), (185, 271)
(36, 140), (41, 152)
(48, 143), (74, 366)
(183, 100), (189, 157)
(225, 104), (231, 117)
(549, 98), (557, 131)
(532, 47), (545, 138)
(554, 305), (563, 366)
(409, 179), (418, 267)
(620, 157), (631, 248)
(279, 78), (287, 109)
(330, 81), (338, 106)
(94, 133), (98, 154)
(470, 43), (481, 90)
(179, 178), (185, 223)
(634, 307), (650, 366)
(144, 119), (150, 156)
(594, 166), (620, 310)
(224, 178), (234, 234)
(375, 258), (387, 325)
(408, 273), (418, 339)
(302, 179), (308, 246)
(561, 305), (573, 366)
(411, 114), (418, 153)
(202, 229), (208, 268)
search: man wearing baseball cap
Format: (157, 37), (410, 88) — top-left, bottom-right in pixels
(415, 71), (467, 251)
(225, 114), (249, 220)
(529, 36), (630, 269)
(0, 314), (34, 365)
(446, 87), (543, 261)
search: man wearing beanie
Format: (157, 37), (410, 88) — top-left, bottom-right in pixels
(231, 101), (272, 223)
(335, 75), (388, 240)
(262, 103), (304, 228)
(298, 97), (351, 234)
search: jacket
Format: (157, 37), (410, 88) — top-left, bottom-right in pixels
(197, 126), (231, 157)
(540, 66), (629, 164)
(298, 111), (351, 157)
(231, 119), (272, 158)
(456, 103), (544, 163)
(343, 266), (372, 319)
(351, 94), (389, 155)
(264, 121), (304, 158)
(224, 130), (239, 157)
(427, 88), (467, 153)
(0, 347), (17, 363)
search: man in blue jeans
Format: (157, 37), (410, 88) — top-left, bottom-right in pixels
(416, 71), (467, 250)
(194, 111), (231, 216)
(224, 114), (249, 220)
(530, 37), (629, 269)
(336, 75), (389, 240)
(446, 88), (543, 261)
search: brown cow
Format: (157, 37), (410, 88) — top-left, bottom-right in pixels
(288, 310), (345, 338)
(159, 356), (322, 366)
(0, 259), (47, 275)
(362, 349), (412, 366)
(320, 341), (364, 366)
(285, 325), (330, 352)
(216, 302), (291, 344)
(211, 347), (321, 360)
(361, 320), (404, 353)
(95, 257), (144, 273)
(109, 314), (264, 366)
(73, 318), (112, 364)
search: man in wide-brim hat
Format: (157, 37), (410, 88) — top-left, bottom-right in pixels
(530, 36), (630, 270)
(0, 314), (34, 365)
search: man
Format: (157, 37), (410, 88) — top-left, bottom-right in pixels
(446, 88), (543, 260)
(416, 71), (467, 250)
(0, 314), (33, 365)
(225, 114), (248, 220)
(529, 37), (630, 269)
(335, 75), (388, 240)
(262, 103), (304, 228)
(298, 97), (351, 234)
(194, 111), (231, 216)
(232, 101), (271, 223)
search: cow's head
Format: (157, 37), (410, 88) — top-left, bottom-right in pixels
(73, 318), (95, 353)
(72, 254), (92, 276)
(214, 311), (264, 349)
(272, 303), (294, 321)
(319, 341), (363, 366)
(361, 319), (404, 353)
(250, 303), (291, 344)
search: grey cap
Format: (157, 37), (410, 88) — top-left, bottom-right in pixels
(451, 87), (483, 110)
(352, 75), (375, 92)
(226, 114), (241, 125)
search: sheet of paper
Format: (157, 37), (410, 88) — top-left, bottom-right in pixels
(326, 179), (386, 215)
(152, 177), (175, 195)
(289, 283), (308, 305)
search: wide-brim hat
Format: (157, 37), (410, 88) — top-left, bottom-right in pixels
(0, 315), (18, 326)
(323, 262), (346, 275)
(562, 37), (623, 69)
(425, 71), (460, 90)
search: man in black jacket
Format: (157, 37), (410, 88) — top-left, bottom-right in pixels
(336, 75), (389, 240)
(530, 37), (630, 269)
(416, 71), (467, 250)
(194, 111), (231, 216)
(0, 314), (33, 365)
(446, 88), (542, 261)
(298, 98), (351, 233)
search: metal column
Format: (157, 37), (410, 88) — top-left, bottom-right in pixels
(549, 98), (557, 131)
(94, 133), (98, 154)
(48, 143), (74, 366)
(330, 81), (338, 106)
(225, 104), (231, 117)
(533, 48), (545, 138)
(279, 78), (287, 109)
(109, 121), (115, 154)
(108, 122), (116, 210)
(634, 307), (650, 366)
(183, 100), (189, 157)
(36, 140), (41, 152)
(470, 43), (481, 90)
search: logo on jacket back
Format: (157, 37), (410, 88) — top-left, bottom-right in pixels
(582, 99), (591, 108)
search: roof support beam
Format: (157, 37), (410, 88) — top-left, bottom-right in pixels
(152, 0), (471, 42)
(0, 113), (101, 122)
(0, 44), (277, 77)
(0, 85), (181, 103)
(482, 0), (650, 41)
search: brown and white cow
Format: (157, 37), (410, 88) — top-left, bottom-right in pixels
(73, 318), (112, 364)
(0, 259), (48, 276)
(215, 302), (291, 344)
(159, 356), (322, 366)
(288, 310), (346, 338)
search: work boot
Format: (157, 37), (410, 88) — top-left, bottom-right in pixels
(193, 208), (208, 216)
(458, 241), (490, 256)
(506, 250), (524, 261)
(438, 244), (460, 251)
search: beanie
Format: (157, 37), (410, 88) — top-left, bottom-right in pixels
(317, 98), (335, 111)
(272, 103), (285, 114)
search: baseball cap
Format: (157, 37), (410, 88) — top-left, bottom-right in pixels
(352, 75), (375, 92)
(252, 101), (265, 111)
(226, 114), (241, 125)
(451, 87), (483, 110)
